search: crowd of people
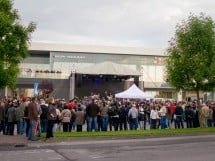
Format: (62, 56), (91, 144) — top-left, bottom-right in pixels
(0, 93), (215, 141)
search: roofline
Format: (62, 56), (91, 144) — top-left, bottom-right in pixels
(29, 42), (167, 56)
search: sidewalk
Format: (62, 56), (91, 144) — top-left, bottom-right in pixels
(0, 134), (29, 146)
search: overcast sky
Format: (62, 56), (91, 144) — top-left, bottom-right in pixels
(14, 0), (215, 49)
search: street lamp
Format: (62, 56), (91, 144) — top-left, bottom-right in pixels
(140, 66), (144, 91)
(69, 64), (76, 100)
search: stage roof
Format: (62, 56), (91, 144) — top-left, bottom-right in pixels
(76, 61), (140, 76)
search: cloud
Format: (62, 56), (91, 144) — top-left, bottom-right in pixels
(14, 0), (215, 48)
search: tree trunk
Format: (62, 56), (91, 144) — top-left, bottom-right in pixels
(196, 89), (203, 128)
(196, 89), (200, 108)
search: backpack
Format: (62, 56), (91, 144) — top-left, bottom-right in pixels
(49, 105), (57, 120)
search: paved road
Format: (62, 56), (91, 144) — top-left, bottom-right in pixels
(0, 135), (215, 161)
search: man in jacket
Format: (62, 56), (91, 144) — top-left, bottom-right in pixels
(175, 102), (184, 128)
(17, 97), (28, 135)
(27, 97), (39, 141)
(86, 99), (100, 132)
(128, 104), (138, 130)
(199, 103), (209, 128)
(0, 101), (5, 135)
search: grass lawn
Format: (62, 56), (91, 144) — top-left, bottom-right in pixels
(51, 127), (215, 139)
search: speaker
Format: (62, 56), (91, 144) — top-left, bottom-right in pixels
(134, 76), (139, 87)
(76, 74), (82, 88)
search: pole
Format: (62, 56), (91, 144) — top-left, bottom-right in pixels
(69, 72), (75, 100)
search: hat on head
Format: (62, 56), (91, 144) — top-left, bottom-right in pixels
(22, 97), (27, 102)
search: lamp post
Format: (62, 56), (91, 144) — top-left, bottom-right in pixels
(140, 66), (144, 91)
(69, 65), (76, 100)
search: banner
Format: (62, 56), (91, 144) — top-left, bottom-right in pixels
(34, 82), (39, 97)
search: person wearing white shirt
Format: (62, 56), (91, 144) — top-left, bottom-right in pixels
(150, 106), (159, 129)
(159, 103), (167, 129)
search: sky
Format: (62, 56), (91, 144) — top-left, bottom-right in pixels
(13, 0), (215, 49)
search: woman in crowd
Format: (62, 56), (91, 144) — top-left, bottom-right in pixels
(61, 104), (71, 132)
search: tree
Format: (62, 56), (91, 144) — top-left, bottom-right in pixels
(166, 13), (215, 106)
(0, 0), (36, 88)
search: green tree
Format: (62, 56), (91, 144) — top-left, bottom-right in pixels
(166, 13), (215, 106)
(0, 0), (36, 88)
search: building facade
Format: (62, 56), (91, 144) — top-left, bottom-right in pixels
(2, 42), (175, 100)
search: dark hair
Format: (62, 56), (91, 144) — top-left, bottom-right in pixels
(63, 103), (68, 109)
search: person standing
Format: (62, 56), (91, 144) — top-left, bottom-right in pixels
(14, 102), (21, 135)
(61, 104), (71, 132)
(24, 98), (30, 137)
(0, 101), (5, 135)
(86, 99), (100, 132)
(17, 97), (28, 135)
(27, 97), (39, 141)
(46, 97), (57, 139)
(150, 105), (159, 129)
(119, 103), (128, 131)
(100, 101), (109, 131)
(128, 104), (138, 130)
(159, 103), (167, 129)
(207, 104), (213, 127)
(40, 99), (48, 133)
(75, 105), (85, 132)
(138, 107), (146, 130)
(199, 103), (209, 128)
(109, 102), (120, 131)
(175, 102), (184, 128)
(185, 103), (194, 128)
(7, 101), (17, 135)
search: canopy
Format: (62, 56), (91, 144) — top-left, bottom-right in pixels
(115, 84), (154, 99)
(76, 61), (140, 76)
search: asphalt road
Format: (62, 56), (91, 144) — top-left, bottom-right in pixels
(1, 135), (215, 161)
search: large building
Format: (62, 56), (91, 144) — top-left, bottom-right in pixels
(2, 42), (175, 100)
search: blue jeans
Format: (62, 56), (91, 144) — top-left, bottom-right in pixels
(101, 116), (108, 131)
(208, 119), (213, 127)
(28, 120), (37, 141)
(71, 121), (76, 131)
(87, 116), (98, 132)
(166, 119), (172, 128)
(139, 120), (146, 130)
(175, 116), (184, 128)
(160, 116), (166, 129)
(40, 119), (47, 133)
(17, 118), (25, 134)
(0, 120), (5, 134)
(130, 118), (138, 130)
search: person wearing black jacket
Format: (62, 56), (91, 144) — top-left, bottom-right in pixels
(212, 103), (215, 127)
(185, 104), (194, 128)
(86, 99), (100, 132)
(0, 101), (5, 135)
(138, 106), (147, 130)
(108, 102), (120, 131)
(175, 102), (184, 128)
(119, 104), (128, 130)
(40, 100), (49, 133)
(46, 97), (57, 139)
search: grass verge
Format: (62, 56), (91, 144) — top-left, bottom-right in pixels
(52, 127), (215, 139)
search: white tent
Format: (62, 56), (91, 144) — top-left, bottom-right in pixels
(115, 84), (154, 99)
